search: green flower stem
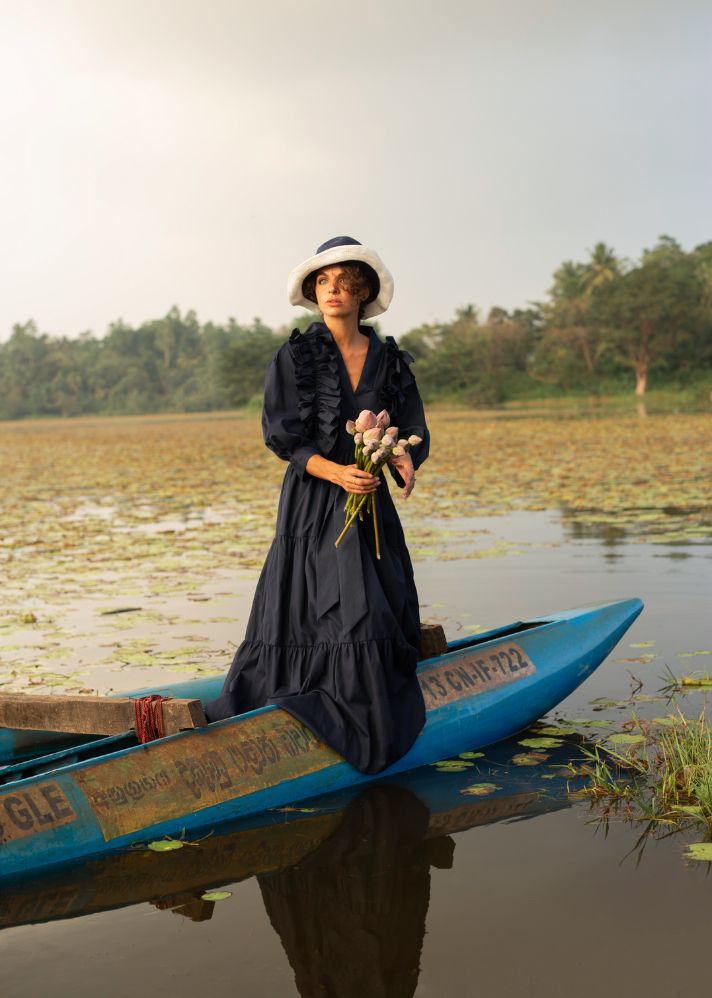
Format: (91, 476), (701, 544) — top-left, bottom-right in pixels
(372, 491), (381, 560)
(335, 494), (368, 547)
(337, 444), (387, 547)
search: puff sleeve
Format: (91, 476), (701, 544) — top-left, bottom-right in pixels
(383, 345), (430, 488)
(262, 343), (319, 480)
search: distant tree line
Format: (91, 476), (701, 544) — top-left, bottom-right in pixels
(0, 310), (285, 419)
(400, 236), (712, 403)
(1, 235), (710, 420)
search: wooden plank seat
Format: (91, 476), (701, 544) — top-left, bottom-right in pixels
(419, 623), (448, 660)
(0, 693), (206, 737)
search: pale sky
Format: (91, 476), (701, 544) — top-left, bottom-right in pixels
(1, 0), (710, 341)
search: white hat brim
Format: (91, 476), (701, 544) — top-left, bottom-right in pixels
(287, 244), (394, 319)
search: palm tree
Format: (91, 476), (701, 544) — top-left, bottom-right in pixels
(583, 242), (621, 298)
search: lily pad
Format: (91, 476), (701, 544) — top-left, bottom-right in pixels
(518, 737), (564, 749)
(535, 726), (577, 736)
(460, 783), (501, 797)
(589, 698), (629, 710)
(459, 751), (485, 760)
(512, 752), (549, 766)
(432, 761), (473, 772)
(147, 840), (183, 852)
(606, 733), (645, 745)
(200, 890), (232, 901)
(685, 843), (712, 862)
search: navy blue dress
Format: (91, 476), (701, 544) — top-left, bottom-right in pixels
(205, 321), (430, 774)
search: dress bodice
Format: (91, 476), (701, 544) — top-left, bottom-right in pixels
(282, 321), (425, 467)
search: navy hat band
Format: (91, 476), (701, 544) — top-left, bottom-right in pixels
(316, 235), (362, 254)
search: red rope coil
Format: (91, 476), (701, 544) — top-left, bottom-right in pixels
(133, 694), (166, 743)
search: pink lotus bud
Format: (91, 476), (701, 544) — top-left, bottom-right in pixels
(407, 435), (423, 446)
(355, 409), (377, 432)
(382, 434), (395, 448)
(388, 427), (399, 440)
(391, 445), (405, 457)
(345, 419), (356, 434)
(363, 427), (383, 444)
(363, 440), (375, 454)
(375, 409), (390, 429)
(397, 438), (409, 448)
(354, 432), (363, 444)
(372, 447), (386, 464)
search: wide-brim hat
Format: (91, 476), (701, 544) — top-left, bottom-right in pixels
(287, 236), (394, 319)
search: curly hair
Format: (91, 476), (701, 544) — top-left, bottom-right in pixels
(302, 262), (376, 321)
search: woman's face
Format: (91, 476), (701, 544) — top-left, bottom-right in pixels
(314, 265), (366, 320)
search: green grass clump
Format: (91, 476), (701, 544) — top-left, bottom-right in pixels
(578, 709), (712, 831)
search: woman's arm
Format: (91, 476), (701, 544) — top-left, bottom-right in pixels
(385, 347), (429, 497)
(305, 455), (379, 495)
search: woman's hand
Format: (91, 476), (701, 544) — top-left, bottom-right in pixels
(388, 452), (416, 498)
(333, 463), (380, 495)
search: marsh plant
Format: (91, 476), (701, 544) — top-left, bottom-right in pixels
(578, 703), (712, 857)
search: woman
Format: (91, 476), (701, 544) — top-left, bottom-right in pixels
(205, 236), (430, 774)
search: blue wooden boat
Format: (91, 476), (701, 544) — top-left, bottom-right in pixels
(0, 598), (642, 880)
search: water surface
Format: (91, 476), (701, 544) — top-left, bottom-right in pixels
(2, 507), (711, 997)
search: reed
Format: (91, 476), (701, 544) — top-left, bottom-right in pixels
(577, 707), (712, 831)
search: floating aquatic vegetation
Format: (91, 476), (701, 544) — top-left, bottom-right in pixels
(1, 409), (710, 692)
(518, 737), (564, 749)
(576, 708), (712, 842)
(432, 759), (475, 772)
(147, 840), (184, 852)
(606, 733), (646, 745)
(660, 666), (712, 694)
(512, 752), (550, 766)
(684, 843), (712, 862)
(460, 783), (501, 797)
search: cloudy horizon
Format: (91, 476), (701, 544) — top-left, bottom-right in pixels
(1, 0), (710, 342)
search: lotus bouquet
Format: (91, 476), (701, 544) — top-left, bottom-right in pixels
(335, 408), (422, 558)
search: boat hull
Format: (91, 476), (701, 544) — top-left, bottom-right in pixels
(0, 598), (642, 880)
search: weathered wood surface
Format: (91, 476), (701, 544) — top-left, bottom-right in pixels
(419, 623), (448, 660)
(0, 694), (206, 736)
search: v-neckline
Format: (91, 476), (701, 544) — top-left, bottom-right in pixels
(332, 327), (373, 396)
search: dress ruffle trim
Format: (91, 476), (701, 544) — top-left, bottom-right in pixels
(215, 635), (424, 773)
(289, 325), (415, 442)
(288, 324), (341, 456)
(378, 336), (415, 420)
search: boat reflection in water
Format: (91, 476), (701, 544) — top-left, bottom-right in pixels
(0, 746), (577, 997)
(259, 784), (447, 998)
